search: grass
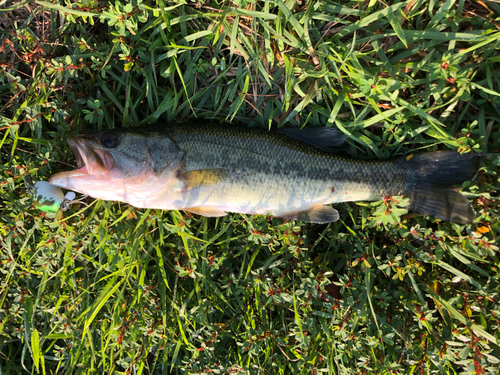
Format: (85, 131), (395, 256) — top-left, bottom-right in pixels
(1, 0), (500, 373)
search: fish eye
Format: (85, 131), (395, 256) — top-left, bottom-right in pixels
(100, 133), (119, 148)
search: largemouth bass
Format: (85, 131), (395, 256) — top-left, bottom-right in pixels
(49, 122), (482, 224)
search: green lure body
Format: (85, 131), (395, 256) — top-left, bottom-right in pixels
(33, 181), (64, 213)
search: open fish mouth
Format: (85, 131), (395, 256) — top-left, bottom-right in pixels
(68, 137), (86, 170)
(65, 136), (114, 176)
(49, 136), (115, 190)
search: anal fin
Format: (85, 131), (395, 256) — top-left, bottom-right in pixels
(184, 207), (227, 217)
(281, 205), (339, 223)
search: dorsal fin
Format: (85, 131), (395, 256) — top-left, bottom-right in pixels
(280, 127), (347, 152)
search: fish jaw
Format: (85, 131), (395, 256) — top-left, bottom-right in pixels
(48, 167), (115, 198)
(48, 135), (121, 199)
(67, 136), (115, 176)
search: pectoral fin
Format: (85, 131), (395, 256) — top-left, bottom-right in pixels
(280, 205), (339, 223)
(178, 169), (230, 192)
(184, 207), (227, 217)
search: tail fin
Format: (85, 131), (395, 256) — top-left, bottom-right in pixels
(398, 151), (483, 224)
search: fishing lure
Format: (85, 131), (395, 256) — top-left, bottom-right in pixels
(24, 176), (87, 213)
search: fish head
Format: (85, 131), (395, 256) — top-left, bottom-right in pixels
(49, 129), (183, 201)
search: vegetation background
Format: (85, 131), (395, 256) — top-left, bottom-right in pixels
(1, 0), (500, 373)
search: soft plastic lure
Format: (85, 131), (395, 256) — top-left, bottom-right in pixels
(24, 176), (86, 213)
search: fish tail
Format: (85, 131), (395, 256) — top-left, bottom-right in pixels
(398, 151), (484, 224)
